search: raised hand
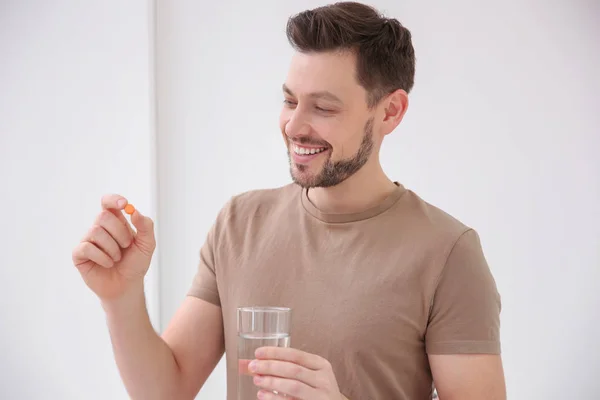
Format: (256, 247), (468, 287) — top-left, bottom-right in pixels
(71, 194), (156, 301)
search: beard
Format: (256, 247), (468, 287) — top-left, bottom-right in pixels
(287, 117), (374, 188)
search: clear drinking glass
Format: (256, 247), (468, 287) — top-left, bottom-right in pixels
(237, 306), (291, 400)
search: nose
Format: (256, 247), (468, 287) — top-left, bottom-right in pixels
(284, 109), (311, 139)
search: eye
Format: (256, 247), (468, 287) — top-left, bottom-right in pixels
(315, 106), (333, 113)
(283, 99), (297, 108)
(315, 105), (338, 114)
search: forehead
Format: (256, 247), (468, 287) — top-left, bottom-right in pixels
(284, 51), (365, 100)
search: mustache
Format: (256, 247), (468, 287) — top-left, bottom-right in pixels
(286, 136), (330, 148)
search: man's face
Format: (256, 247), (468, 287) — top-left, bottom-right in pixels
(279, 51), (379, 188)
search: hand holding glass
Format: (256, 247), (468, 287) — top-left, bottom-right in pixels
(237, 306), (291, 400)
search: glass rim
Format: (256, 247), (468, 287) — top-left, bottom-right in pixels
(237, 306), (291, 313)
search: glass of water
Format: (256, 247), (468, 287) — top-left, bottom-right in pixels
(237, 306), (291, 400)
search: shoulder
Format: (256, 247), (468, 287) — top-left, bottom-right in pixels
(397, 190), (501, 326)
(388, 187), (497, 291)
(395, 188), (473, 246)
(399, 190), (500, 299)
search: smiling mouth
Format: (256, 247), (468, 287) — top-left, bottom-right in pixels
(292, 144), (328, 155)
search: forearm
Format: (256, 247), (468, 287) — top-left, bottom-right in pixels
(102, 283), (183, 400)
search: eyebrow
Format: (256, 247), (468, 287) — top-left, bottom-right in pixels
(282, 84), (343, 105)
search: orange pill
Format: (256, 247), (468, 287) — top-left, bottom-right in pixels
(124, 204), (135, 215)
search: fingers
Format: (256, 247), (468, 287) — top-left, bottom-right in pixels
(255, 347), (327, 371)
(257, 389), (299, 400)
(128, 207), (156, 256)
(75, 209), (133, 269)
(238, 359), (254, 376)
(72, 241), (114, 269)
(101, 193), (127, 210)
(253, 374), (313, 399)
(129, 207), (154, 236)
(101, 194), (135, 234)
(72, 195), (154, 271)
(249, 359), (317, 388)
(85, 224), (122, 262)
(99, 194), (153, 239)
(93, 210), (133, 248)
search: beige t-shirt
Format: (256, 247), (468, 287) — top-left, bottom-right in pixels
(188, 182), (501, 400)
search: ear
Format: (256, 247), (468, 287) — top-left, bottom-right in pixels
(380, 89), (409, 136)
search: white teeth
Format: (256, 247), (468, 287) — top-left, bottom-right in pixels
(293, 145), (326, 155)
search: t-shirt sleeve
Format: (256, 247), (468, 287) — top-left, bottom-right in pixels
(187, 202), (231, 307)
(425, 228), (502, 355)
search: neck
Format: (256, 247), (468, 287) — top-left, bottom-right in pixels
(306, 161), (397, 214)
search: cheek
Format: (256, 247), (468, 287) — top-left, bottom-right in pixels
(329, 135), (364, 161)
(315, 123), (349, 157)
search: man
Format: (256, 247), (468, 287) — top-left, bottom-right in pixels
(72, 2), (505, 399)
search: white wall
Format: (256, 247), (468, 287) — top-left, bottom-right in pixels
(0, 1), (158, 399)
(156, 1), (600, 399)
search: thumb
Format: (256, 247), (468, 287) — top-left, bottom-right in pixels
(130, 208), (156, 250)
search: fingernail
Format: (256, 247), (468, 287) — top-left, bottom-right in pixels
(117, 199), (126, 208)
(257, 390), (265, 399)
(254, 375), (263, 384)
(255, 348), (264, 357)
(248, 360), (257, 372)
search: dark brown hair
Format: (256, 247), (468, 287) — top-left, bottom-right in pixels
(286, 1), (416, 108)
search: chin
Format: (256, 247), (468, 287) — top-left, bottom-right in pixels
(292, 177), (317, 189)
(290, 165), (318, 188)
